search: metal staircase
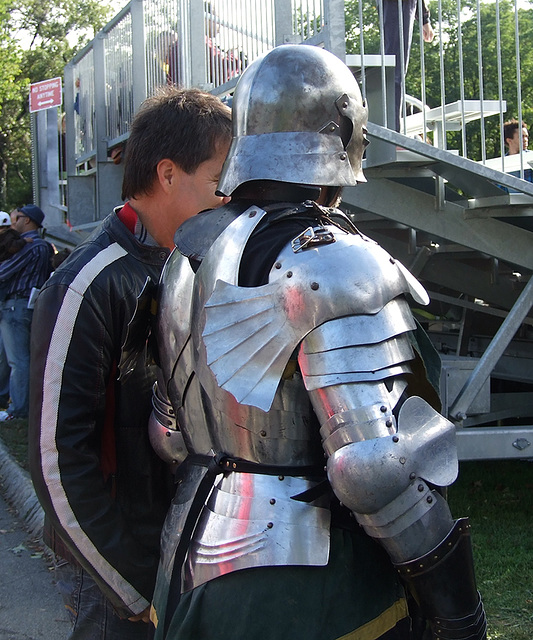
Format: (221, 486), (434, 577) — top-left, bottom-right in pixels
(341, 124), (533, 460)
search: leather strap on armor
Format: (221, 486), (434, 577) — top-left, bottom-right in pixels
(394, 518), (487, 639)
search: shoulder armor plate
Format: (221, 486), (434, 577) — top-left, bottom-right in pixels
(201, 217), (429, 412)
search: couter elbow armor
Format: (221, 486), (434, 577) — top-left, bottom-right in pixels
(148, 381), (187, 467)
(325, 395), (458, 540)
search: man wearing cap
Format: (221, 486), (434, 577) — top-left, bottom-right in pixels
(0, 204), (52, 420)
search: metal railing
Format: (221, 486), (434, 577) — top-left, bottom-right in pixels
(36, 0), (533, 225)
(55, 0), (345, 225)
(346, 0), (532, 177)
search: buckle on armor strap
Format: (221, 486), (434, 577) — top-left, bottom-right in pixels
(291, 225), (336, 252)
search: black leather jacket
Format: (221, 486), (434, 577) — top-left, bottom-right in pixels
(29, 208), (174, 618)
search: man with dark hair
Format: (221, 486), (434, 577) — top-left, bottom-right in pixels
(503, 118), (529, 155)
(149, 45), (486, 640)
(0, 204), (52, 420)
(29, 86), (231, 639)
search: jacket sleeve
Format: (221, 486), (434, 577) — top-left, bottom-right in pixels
(29, 275), (159, 618)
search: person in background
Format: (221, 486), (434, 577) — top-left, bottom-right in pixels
(503, 118), (529, 155)
(29, 87), (232, 639)
(381, 0), (434, 132)
(166, 1), (241, 88)
(0, 210), (27, 409)
(0, 204), (52, 421)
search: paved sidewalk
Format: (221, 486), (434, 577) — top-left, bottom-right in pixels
(0, 438), (70, 639)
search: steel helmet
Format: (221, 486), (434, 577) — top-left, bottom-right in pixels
(217, 44), (368, 197)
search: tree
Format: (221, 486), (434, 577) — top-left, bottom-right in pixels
(0, 0), (111, 209)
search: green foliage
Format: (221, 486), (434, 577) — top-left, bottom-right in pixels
(0, 0), (111, 209)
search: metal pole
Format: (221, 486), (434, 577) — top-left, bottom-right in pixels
(450, 275), (533, 421)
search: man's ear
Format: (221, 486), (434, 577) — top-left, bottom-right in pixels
(156, 159), (181, 193)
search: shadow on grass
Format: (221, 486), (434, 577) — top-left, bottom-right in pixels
(0, 417), (28, 471)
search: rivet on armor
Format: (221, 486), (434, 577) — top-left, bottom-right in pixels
(169, 408), (174, 415)
(343, 101), (349, 109)
(278, 475), (285, 481)
(427, 496), (433, 504)
(267, 522), (274, 529)
(385, 419), (393, 428)
(409, 472), (416, 480)
(340, 153), (347, 160)
(260, 430), (267, 437)
(418, 484), (424, 492)
(275, 262), (282, 269)
(399, 457), (406, 464)
(232, 462), (237, 469)
(392, 435), (399, 443)
(310, 282), (319, 290)
(389, 257), (395, 264)
(380, 406), (387, 413)
(249, 210), (257, 218)
(159, 252), (167, 260)
(329, 125), (336, 132)
(270, 498), (276, 505)
(165, 431), (171, 437)
(287, 271), (293, 278)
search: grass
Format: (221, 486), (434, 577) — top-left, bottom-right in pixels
(0, 416), (29, 471)
(448, 459), (533, 639)
(1, 419), (532, 637)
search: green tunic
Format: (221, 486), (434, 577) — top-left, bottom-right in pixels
(151, 526), (409, 640)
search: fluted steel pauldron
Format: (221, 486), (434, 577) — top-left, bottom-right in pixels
(201, 215), (428, 412)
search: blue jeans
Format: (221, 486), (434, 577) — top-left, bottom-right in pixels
(0, 332), (11, 404)
(54, 560), (150, 640)
(0, 297), (32, 417)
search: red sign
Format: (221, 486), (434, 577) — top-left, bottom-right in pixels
(29, 77), (62, 113)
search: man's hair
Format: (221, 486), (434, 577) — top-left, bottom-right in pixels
(503, 118), (527, 144)
(121, 87), (232, 200)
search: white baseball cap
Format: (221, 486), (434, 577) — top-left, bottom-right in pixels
(0, 212), (10, 227)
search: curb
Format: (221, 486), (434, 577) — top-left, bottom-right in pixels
(0, 437), (44, 539)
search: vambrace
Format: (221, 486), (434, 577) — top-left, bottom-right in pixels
(395, 519), (487, 640)
(148, 381), (187, 467)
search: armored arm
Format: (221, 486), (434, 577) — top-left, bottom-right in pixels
(300, 308), (486, 639)
(194, 207), (486, 638)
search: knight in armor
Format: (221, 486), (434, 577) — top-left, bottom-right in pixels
(149, 44), (487, 640)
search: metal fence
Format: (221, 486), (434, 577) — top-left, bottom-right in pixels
(34, 0), (533, 226)
(53, 0), (344, 226)
(347, 0), (532, 176)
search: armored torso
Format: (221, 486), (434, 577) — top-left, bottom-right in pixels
(155, 201), (426, 592)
